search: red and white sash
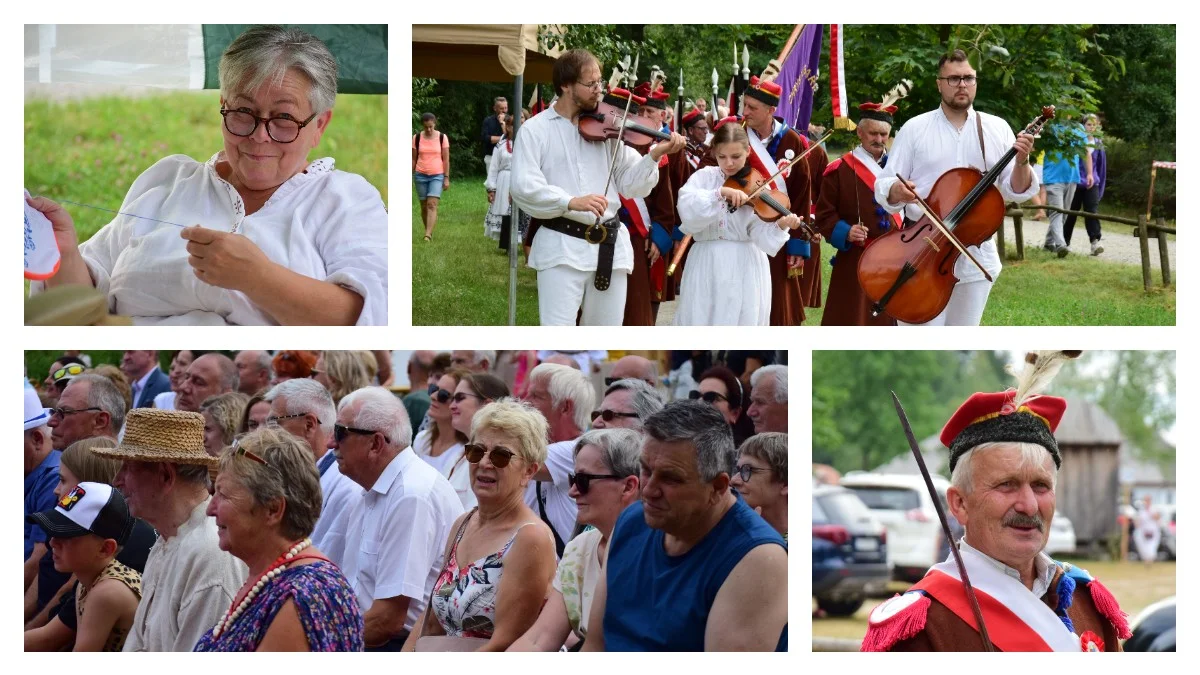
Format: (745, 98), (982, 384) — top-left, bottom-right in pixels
(746, 126), (787, 192)
(913, 547), (1079, 652)
(618, 194), (651, 239)
(841, 147), (904, 230)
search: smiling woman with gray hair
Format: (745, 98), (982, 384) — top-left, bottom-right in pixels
(28, 24), (387, 326)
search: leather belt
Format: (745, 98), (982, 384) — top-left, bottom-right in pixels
(539, 216), (620, 291)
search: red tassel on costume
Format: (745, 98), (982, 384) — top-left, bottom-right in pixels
(861, 593), (931, 652)
(1088, 579), (1132, 639)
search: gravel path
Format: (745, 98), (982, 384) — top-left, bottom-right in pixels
(655, 214), (1175, 325)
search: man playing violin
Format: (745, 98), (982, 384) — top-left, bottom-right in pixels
(875, 50), (1039, 326)
(511, 49), (687, 326)
(738, 78), (827, 325)
(815, 102), (901, 326)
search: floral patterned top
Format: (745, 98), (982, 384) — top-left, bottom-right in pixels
(552, 528), (603, 641)
(193, 560), (364, 652)
(430, 510), (543, 638)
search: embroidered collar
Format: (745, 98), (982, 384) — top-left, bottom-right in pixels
(205, 152), (334, 232)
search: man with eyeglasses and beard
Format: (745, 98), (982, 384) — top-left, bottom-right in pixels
(583, 401), (787, 651)
(875, 49), (1040, 326)
(332, 387), (462, 651)
(511, 48), (687, 326)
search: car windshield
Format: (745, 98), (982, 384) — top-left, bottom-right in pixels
(846, 485), (921, 511)
(819, 491), (875, 525)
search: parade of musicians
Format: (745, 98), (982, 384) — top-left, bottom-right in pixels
(411, 24), (1175, 327)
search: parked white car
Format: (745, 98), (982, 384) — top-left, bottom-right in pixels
(841, 472), (951, 582)
(1045, 513), (1077, 555)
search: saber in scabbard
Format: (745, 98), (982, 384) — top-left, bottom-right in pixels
(890, 390), (995, 652)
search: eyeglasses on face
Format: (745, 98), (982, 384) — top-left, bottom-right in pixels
(937, 75), (977, 87)
(220, 108), (319, 143)
(689, 390), (728, 404)
(49, 406), (102, 419)
(429, 387), (453, 403)
(52, 364), (86, 382)
(334, 423), (387, 444)
(568, 471), (621, 495)
(452, 392), (484, 404)
(265, 412), (310, 427)
(734, 463), (771, 483)
(576, 79), (604, 91)
(592, 409), (640, 423)
(464, 443), (518, 468)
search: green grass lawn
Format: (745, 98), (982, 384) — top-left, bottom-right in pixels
(813, 559), (1176, 643)
(414, 178), (1174, 326)
(24, 91), (388, 244)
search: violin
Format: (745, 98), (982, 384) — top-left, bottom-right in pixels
(579, 101), (706, 156)
(722, 165), (818, 239)
(857, 105), (1056, 324)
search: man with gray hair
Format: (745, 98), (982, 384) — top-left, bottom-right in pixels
(264, 378), (356, 562)
(233, 350), (273, 396)
(605, 354), (657, 387)
(332, 387), (463, 651)
(592, 378), (664, 431)
(451, 350), (494, 373)
(748, 364), (788, 434)
(481, 96), (509, 171)
(48, 374), (126, 450)
(176, 353), (238, 413)
(523, 363), (596, 556)
(584, 401), (787, 651)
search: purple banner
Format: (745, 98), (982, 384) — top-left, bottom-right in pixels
(775, 24), (824, 133)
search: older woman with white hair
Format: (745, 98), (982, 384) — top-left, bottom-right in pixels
(405, 399), (558, 652)
(509, 428), (643, 651)
(28, 24), (387, 326)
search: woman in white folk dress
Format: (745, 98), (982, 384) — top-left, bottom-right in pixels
(674, 122), (797, 326)
(484, 114), (517, 244)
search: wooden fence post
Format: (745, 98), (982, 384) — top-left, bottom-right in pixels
(1137, 214), (1152, 291)
(1156, 217), (1171, 286)
(998, 212), (1007, 260)
(1013, 210), (1025, 260)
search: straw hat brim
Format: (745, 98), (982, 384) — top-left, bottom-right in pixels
(92, 441), (219, 468)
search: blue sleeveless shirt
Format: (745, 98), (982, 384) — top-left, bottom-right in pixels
(603, 495), (788, 651)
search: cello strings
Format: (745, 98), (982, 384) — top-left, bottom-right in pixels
(57, 199), (190, 228)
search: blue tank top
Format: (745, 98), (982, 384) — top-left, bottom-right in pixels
(603, 495), (787, 651)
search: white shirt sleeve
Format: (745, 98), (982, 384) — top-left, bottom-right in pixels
(311, 173), (389, 326)
(677, 167), (726, 234)
(544, 441), (576, 491)
(484, 143), (502, 191)
(510, 124), (574, 219)
(374, 495), (443, 601)
(875, 125), (914, 213)
(612, 144), (662, 200)
(993, 119), (1040, 202)
(748, 217), (790, 257)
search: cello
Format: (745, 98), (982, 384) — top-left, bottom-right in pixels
(857, 106), (1055, 324)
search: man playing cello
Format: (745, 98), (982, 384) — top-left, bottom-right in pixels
(874, 49), (1038, 326)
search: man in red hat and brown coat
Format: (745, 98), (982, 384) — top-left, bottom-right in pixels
(815, 101), (903, 326)
(862, 352), (1131, 651)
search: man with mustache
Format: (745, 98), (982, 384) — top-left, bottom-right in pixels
(511, 48), (686, 326)
(862, 379), (1130, 651)
(875, 49), (1039, 326)
(816, 101), (902, 325)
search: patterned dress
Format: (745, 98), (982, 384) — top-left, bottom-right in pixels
(193, 560), (364, 652)
(430, 512), (542, 638)
(77, 559), (142, 652)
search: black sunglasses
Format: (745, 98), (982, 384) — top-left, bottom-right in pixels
(334, 423), (387, 444)
(429, 387), (453, 403)
(452, 392), (484, 404)
(592, 409), (640, 423)
(689, 390), (728, 404)
(734, 463), (771, 483)
(464, 443), (518, 468)
(568, 472), (621, 495)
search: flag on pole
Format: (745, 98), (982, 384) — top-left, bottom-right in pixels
(775, 24), (824, 133)
(829, 23), (854, 131)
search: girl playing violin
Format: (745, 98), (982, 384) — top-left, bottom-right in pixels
(674, 121), (801, 326)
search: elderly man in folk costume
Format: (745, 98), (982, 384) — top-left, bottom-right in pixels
(511, 49), (687, 326)
(863, 351), (1131, 652)
(816, 84), (910, 326)
(730, 76), (827, 325)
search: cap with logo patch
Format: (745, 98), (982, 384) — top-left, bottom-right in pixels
(27, 482), (133, 544)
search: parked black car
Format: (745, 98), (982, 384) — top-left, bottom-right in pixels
(1124, 597), (1175, 651)
(812, 484), (890, 617)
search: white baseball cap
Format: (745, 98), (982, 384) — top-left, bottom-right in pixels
(27, 482), (133, 544)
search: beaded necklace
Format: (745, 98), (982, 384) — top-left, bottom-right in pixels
(211, 537), (311, 639)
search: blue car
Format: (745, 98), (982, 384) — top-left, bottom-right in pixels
(813, 484), (890, 617)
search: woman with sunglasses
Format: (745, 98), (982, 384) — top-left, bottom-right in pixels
(196, 428), (364, 651)
(450, 373), (511, 440)
(509, 428), (642, 652)
(414, 368), (473, 510)
(26, 25), (387, 326)
(693, 366), (756, 447)
(406, 400), (557, 652)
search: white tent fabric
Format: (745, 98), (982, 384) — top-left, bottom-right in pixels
(25, 24), (205, 89)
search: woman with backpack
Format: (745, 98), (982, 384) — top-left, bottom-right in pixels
(413, 112), (451, 242)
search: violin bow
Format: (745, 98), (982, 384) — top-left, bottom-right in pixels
(891, 391), (995, 652)
(745, 129), (835, 202)
(904, 184), (994, 282)
(594, 52), (640, 231)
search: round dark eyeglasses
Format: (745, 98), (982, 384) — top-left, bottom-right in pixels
(689, 390), (728, 404)
(568, 472), (620, 495)
(220, 108), (319, 143)
(734, 463), (771, 483)
(464, 443), (517, 468)
(592, 409), (640, 422)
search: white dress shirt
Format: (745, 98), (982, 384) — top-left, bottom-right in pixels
(311, 458), (360, 566)
(524, 438), (580, 548)
(31, 152), (388, 325)
(339, 448), (464, 632)
(875, 106), (1039, 283)
(957, 537), (1055, 599)
(510, 105), (662, 274)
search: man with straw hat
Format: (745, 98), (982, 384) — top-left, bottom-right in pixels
(94, 409), (246, 651)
